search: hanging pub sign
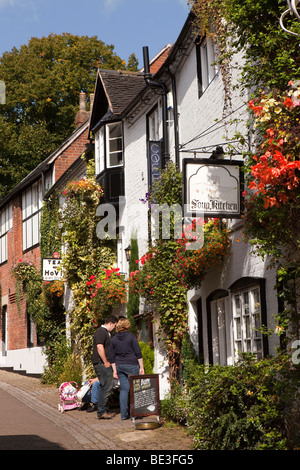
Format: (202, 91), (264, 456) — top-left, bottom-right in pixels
(183, 158), (243, 218)
(148, 141), (162, 189)
(42, 258), (63, 281)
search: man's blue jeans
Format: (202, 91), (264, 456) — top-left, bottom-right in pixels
(93, 363), (113, 416)
(117, 364), (139, 419)
(82, 380), (100, 405)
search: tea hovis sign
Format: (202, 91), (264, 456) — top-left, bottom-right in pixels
(183, 159), (243, 218)
(42, 258), (63, 281)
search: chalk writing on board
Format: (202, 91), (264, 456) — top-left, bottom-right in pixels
(130, 374), (160, 418)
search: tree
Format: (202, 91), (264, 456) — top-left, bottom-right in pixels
(0, 33), (138, 199)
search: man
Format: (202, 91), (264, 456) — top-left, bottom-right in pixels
(92, 315), (118, 419)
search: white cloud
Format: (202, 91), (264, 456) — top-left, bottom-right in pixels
(104, 0), (124, 14)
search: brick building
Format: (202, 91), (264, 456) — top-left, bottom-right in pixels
(0, 94), (91, 374)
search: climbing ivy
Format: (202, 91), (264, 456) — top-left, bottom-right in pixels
(130, 162), (231, 381)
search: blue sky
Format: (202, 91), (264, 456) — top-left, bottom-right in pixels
(0, 0), (190, 67)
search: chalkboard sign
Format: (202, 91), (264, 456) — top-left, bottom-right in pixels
(129, 374), (160, 418)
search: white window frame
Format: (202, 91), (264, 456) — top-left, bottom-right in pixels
(197, 37), (218, 96)
(148, 106), (161, 141)
(106, 122), (123, 168)
(95, 127), (105, 175)
(232, 286), (263, 360)
(210, 296), (233, 366)
(22, 180), (43, 251)
(0, 203), (12, 264)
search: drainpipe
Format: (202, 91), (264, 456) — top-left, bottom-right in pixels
(143, 46), (169, 167)
(166, 67), (180, 169)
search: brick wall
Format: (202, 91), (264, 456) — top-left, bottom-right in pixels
(0, 120), (90, 357)
(54, 125), (89, 181)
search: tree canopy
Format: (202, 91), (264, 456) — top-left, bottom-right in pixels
(0, 33), (138, 199)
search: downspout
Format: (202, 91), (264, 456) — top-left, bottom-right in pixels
(166, 67), (180, 169)
(143, 46), (169, 167)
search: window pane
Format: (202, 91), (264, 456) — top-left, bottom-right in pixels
(26, 187), (32, 218)
(107, 122), (123, 167)
(255, 339), (262, 359)
(109, 137), (122, 153)
(32, 213), (39, 246)
(235, 317), (241, 339)
(234, 294), (241, 316)
(109, 122), (122, 138)
(109, 152), (123, 167)
(243, 292), (249, 315)
(245, 316), (250, 338)
(26, 218), (32, 250)
(254, 313), (261, 332)
(253, 288), (260, 313)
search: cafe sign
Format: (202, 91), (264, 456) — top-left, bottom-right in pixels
(183, 159), (243, 218)
(148, 141), (162, 189)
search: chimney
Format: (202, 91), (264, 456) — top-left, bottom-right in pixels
(90, 93), (95, 114)
(75, 92), (89, 128)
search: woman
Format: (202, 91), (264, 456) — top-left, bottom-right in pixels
(110, 318), (144, 420)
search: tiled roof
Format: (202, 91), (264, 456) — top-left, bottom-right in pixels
(149, 44), (172, 74)
(99, 69), (146, 116)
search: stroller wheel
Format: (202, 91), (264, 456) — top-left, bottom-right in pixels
(58, 404), (63, 413)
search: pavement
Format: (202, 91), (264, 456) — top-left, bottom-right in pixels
(0, 369), (194, 451)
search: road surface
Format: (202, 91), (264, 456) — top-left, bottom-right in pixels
(0, 388), (84, 450)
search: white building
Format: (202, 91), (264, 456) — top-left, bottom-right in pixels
(89, 13), (280, 396)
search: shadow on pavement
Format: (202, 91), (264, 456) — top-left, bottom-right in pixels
(0, 434), (68, 450)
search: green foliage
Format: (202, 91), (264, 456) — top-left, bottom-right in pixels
(126, 237), (139, 335)
(130, 163), (231, 380)
(139, 342), (154, 374)
(40, 196), (62, 260)
(56, 352), (83, 387)
(58, 172), (117, 373)
(189, 0), (300, 109)
(41, 337), (73, 385)
(10, 260), (37, 312)
(220, 0), (300, 92)
(162, 354), (300, 450)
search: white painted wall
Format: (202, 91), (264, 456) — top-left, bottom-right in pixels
(114, 34), (279, 392)
(0, 347), (46, 375)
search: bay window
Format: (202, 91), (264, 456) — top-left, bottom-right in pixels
(106, 122), (123, 168)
